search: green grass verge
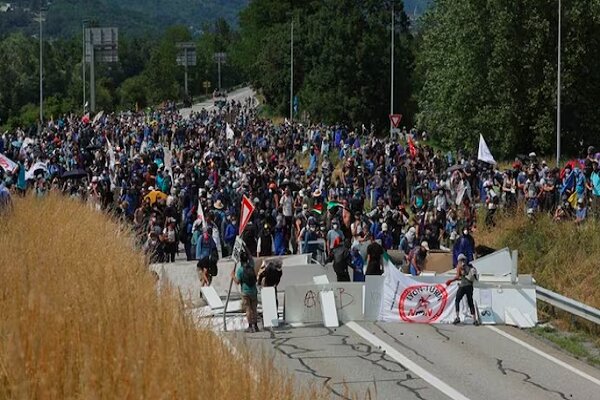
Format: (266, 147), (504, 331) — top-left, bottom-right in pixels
(530, 326), (600, 367)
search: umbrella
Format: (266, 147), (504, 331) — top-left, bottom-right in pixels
(281, 180), (300, 192)
(446, 164), (466, 173)
(61, 169), (88, 180)
(86, 144), (102, 151)
(144, 189), (168, 205)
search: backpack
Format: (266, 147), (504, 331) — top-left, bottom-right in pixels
(242, 264), (257, 286)
(463, 263), (478, 282)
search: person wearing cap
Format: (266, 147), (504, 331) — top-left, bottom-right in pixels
(446, 253), (480, 326)
(407, 241), (429, 276)
(376, 222), (393, 250)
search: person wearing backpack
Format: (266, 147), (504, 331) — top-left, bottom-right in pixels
(232, 250), (259, 333)
(446, 253), (480, 325)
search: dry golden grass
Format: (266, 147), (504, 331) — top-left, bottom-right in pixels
(0, 194), (323, 399)
(474, 209), (600, 309)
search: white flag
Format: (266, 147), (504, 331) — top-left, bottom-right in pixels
(197, 189), (207, 230)
(478, 134), (496, 165)
(106, 137), (117, 189)
(226, 123), (235, 140)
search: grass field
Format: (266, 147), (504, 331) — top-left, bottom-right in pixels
(0, 195), (323, 399)
(474, 209), (600, 309)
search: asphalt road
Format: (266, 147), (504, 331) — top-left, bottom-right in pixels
(179, 86), (257, 118)
(234, 321), (600, 400)
(163, 86), (256, 172)
(157, 88), (600, 399)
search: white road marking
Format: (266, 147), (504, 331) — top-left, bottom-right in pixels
(346, 321), (471, 400)
(487, 326), (600, 387)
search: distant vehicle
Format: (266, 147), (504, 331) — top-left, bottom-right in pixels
(213, 90), (228, 108)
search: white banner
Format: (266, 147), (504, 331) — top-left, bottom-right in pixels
(25, 161), (48, 181)
(378, 256), (460, 324)
(0, 153), (17, 173)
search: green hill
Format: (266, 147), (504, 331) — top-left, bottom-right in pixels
(0, 0), (249, 37)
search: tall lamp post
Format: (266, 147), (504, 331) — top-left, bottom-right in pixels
(390, 5), (395, 136)
(82, 19), (89, 112)
(556, 0), (562, 167)
(290, 20), (294, 123)
(34, 6), (47, 128)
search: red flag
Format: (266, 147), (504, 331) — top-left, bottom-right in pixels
(408, 137), (417, 159)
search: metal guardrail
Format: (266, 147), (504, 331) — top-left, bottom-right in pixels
(536, 286), (600, 325)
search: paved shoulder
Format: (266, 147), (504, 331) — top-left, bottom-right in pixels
(237, 325), (449, 400)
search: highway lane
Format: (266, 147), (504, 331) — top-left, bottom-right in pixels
(163, 86), (256, 173)
(236, 322), (600, 400)
(179, 86), (256, 118)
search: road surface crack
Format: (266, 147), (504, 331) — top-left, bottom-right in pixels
(495, 359), (570, 400)
(431, 325), (451, 341)
(374, 322), (435, 365)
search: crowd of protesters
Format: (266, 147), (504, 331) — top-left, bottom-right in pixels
(1, 95), (599, 282)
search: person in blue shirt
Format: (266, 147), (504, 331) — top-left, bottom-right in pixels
(351, 247), (365, 282)
(196, 227), (217, 286)
(223, 216), (238, 256)
(376, 223), (393, 250)
(452, 229), (474, 268)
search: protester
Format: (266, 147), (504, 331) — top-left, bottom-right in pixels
(1, 92), (599, 289)
(331, 237), (352, 282)
(446, 253), (480, 326)
(232, 249), (259, 333)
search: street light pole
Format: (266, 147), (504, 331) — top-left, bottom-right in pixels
(290, 20), (294, 123)
(38, 8), (44, 127)
(390, 4), (395, 136)
(82, 19), (88, 112)
(556, 0), (562, 167)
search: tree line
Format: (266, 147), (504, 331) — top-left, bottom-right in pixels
(3, 0), (600, 159)
(239, 0), (600, 158)
(0, 19), (243, 129)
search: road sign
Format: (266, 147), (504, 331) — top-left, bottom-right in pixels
(389, 114), (403, 128)
(203, 81), (211, 89)
(239, 195), (255, 235)
(85, 27), (119, 63)
(176, 42), (197, 67)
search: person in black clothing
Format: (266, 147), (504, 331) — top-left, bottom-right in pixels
(257, 259), (283, 311)
(331, 237), (352, 282)
(257, 223), (274, 257)
(365, 238), (384, 275)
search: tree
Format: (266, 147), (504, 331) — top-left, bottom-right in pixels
(416, 0), (600, 158)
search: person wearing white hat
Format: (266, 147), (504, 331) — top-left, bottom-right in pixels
(446, 253), (480, 325)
